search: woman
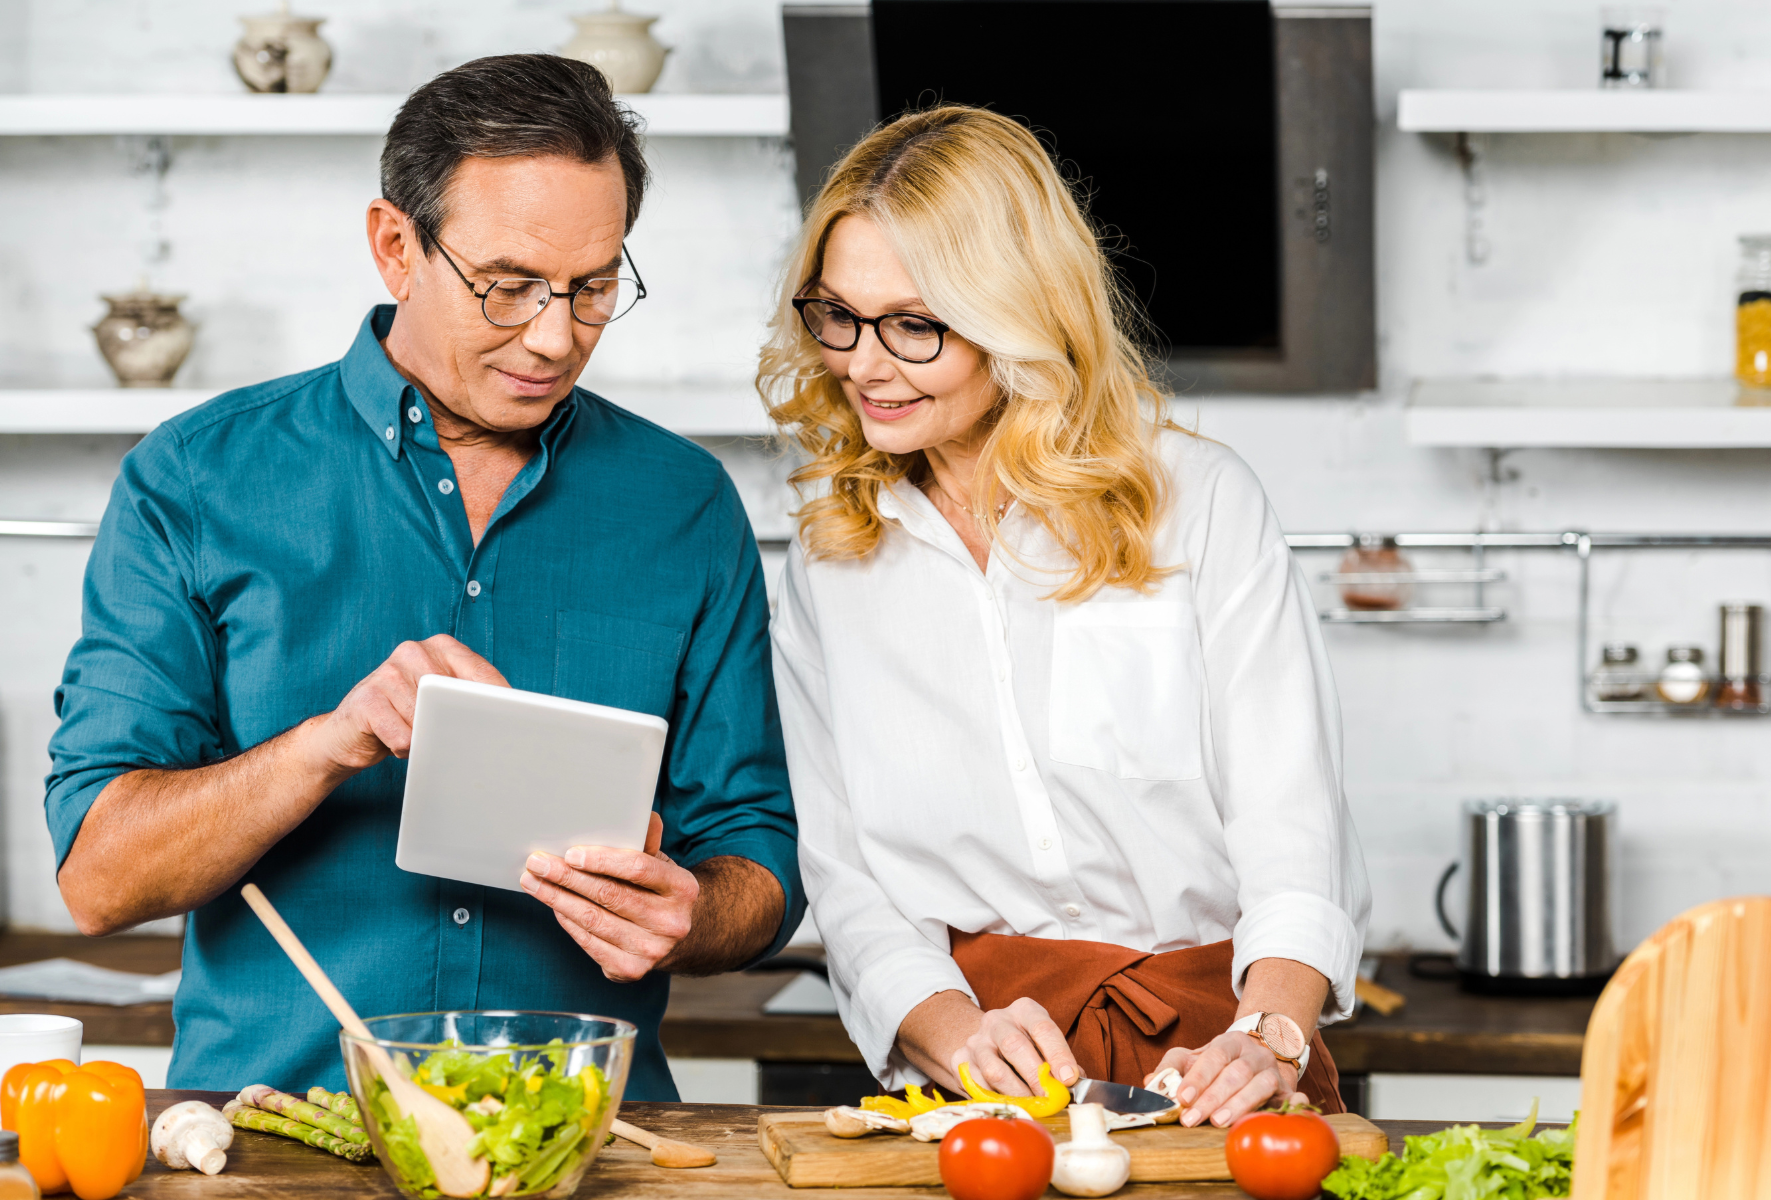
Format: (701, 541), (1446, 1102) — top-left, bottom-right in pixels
(762, 106), (1369, 1128)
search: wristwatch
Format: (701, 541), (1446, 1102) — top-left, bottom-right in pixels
(1228, 1011), (1311, 1076)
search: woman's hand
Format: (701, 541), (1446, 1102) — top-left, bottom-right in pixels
(896, 991), (1081, 1096)
(954, 997), (1082, 1096)
(1145, 1032), (1305, 1128)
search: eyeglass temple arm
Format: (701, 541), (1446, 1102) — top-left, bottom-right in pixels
(622, 243), (647, 298)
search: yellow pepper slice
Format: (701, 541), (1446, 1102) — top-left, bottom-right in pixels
(905, 1084), (961, 1114)
(859, 1094), (917, 1120)
(420, 1080), (470, 1105)
(956, 1061), (1071, 1118)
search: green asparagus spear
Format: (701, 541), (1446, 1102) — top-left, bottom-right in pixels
(306, 1086), (364, 1124)
(227, 1102), (376, 1163)
(237, 1084), (370, 1144)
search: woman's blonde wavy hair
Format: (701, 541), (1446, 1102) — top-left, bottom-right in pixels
(757, 105), (1182, 603)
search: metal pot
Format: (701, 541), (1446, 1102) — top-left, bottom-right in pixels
(1434, 799), (1619, 995)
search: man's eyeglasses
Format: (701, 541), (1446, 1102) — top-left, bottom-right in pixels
(793, 297), (949, 364)
(419, 221), (648, 329)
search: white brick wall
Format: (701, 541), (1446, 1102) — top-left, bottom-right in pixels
(3, 0), (1771, 945)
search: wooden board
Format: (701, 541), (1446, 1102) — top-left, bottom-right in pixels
(757, 1111), (1389, 1189)
(1572, 896), (1771, 1200)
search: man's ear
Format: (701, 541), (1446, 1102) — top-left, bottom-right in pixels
(366, 199), (418, 302)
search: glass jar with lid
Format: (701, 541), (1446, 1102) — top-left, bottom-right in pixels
(0, 1131), (38, 1199)
(1336, 535), (1414, 611)
(1656, 645), (1710, 705)
(1591, 642), (1646, 702)
(1737, 234), (1771, 392)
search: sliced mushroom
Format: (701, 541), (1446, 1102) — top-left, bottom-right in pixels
(824, 1106), (911, 1138)
(908, 1102), (1033, 1142)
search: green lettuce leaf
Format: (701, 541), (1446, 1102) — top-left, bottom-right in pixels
(1322, 1102), (1579, 1200)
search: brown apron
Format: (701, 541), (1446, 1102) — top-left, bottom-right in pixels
(948, 932), (1345, 1113)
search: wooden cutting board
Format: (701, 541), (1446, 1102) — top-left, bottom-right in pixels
(758, 1111), (1389, 1188)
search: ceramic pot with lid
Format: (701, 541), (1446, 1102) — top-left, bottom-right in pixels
(234, 11), (333, 94)
(562, 2), (670, 94)
(1435, 799), (1619, 995)
(93, 291), (196, 388)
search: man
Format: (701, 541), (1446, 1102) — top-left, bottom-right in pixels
(45, 54), (802, 1098)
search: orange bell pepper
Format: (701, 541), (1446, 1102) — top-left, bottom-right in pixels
(1, 1059), (74, 1130)
(7, 1060), (146, 1199)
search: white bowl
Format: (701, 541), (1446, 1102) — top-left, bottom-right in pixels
(0, 1014), (82, 1079)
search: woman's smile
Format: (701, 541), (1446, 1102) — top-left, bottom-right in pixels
(857, 390), (928, 421)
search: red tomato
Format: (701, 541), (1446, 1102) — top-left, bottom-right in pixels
(1225, 1109), (1342, 1200)
(938, 1117), (1054, 1200)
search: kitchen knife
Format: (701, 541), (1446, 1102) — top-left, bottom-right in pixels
(1068, 1076), (1176, 1115)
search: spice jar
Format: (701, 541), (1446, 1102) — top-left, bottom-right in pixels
(1738, 235), (1771, 392)
(1337, 535), (1414, 611)
(1655, 645), (1709, 705)
(1715, 603), (1763, 710)
(1591, 642), (1646, 701)
(0, 1132), (38, 1200)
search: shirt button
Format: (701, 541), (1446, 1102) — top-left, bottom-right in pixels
(1014, 757), (1027, 771)
(998, 666), (1007, 681)
(1064, 904), (1081, 918)
(1039, 837), (1052, 850)
(466, 580), (481, 597)
(408, 405), (424, 423)
(384, 425), (396, 441)
(438, 479), (455, 495)
(453, 908), (470, 926)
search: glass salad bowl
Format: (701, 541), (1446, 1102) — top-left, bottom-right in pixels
(341, 1011), (635, 1199)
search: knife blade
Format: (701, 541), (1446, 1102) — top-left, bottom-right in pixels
(1068, 1076), (1176, 1115)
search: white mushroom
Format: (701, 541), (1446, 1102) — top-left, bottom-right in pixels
(152, 1100), (233, 1175)
(824, 1106), (911, 1138)
(1145, 1069), (1184, 1123)
(1051, 1103), (1131, 1197)
(908, 1102), (1032, 1142)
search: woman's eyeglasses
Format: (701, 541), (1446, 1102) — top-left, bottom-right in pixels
(419, 220), (647, 329)
(793, 297), (949, 364)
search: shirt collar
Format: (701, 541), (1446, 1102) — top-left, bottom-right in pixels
(339, 304), (581, 460)
(340, 305), (416, 461)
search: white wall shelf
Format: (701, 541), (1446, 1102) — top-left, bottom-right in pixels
(0, 93), (788, 137)
(0, 386), (772, 437)
(1406, 379), (1771, 448)
(1397, 89), (1771, 133)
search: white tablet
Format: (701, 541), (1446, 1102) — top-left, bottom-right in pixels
(396, 674), (668, 892)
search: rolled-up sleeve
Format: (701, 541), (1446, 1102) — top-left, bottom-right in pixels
(661, 479), (805, 963)
(1194, 462), (1370, 1027)
(46, 429), (222, 869)
(772, 545), (975, 1085)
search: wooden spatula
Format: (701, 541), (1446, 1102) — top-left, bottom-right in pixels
(241, 884), (491, 1198)
(611, 1116), (718, 1167)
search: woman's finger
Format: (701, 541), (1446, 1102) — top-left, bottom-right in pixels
(967, 1034), (1034, 1097)
(1182, 1055), (1254, 1127)
(1178, 1036), (1237, 1105)
(1013, 1005), (1081, 1086)
(1208, 1070), (1285, 1128)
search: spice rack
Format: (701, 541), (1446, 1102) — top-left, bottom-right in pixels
(1288, 531), (1771, 717)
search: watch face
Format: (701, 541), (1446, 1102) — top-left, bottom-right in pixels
(1258, 1013), (1306, 1060)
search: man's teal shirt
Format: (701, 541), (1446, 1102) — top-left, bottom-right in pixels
(46, 307), (803, 1097)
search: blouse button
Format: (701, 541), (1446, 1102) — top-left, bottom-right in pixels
(1064, 904), (1081, 918)
(1039, 837), (1052, 850)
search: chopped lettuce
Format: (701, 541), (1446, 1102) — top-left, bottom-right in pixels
(366, 1038), (612, 1198)
(1322, 1102), (1578, 1200)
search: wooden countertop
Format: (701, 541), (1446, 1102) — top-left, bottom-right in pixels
(130, 1090), (1550, 1197)
(0, 934), (1594, 1075)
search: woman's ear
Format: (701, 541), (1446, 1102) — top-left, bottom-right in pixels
(366, 199), (418, 301)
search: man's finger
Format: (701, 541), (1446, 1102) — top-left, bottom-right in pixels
(360, 691), (414, 757)
(519, 868), (675, 960)
(552, 908), (655, 983)
(523, 855), (680, 938)
(423, 634), (511, 688)
(565, 844), (695, 897)
(644, 811), (664, 856)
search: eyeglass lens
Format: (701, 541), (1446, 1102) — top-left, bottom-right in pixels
(799, 300), (943, 363)
(481, 277), (641, 328)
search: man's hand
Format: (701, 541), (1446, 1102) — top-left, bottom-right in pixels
(520, 812), (702, 982)
(305, 634), (509, 775)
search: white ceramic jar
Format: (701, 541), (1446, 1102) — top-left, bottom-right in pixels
(234, 13), (333, 94)
(562, 3), (670, 94)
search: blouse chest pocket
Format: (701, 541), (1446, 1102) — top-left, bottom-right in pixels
(552, 608), (686, 720)
(1048, 600), (1204, 782)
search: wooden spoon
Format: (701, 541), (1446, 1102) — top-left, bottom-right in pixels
(610, 1117), (718, 1167)
(241, 884), (491, 1198)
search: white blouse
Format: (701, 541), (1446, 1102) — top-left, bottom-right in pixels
(771, 429), (1370, 1087)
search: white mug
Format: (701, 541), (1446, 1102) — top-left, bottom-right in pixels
(0, 1015), (82, 1079)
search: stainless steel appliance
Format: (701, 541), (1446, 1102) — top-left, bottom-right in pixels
(1435, 799), (1619, 994)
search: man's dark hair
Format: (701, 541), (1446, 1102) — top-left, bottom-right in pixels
(381, 54), (649, 255)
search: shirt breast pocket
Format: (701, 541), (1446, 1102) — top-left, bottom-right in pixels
(1048, 600), (1204, 782)
(552, 609), (686, 720)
